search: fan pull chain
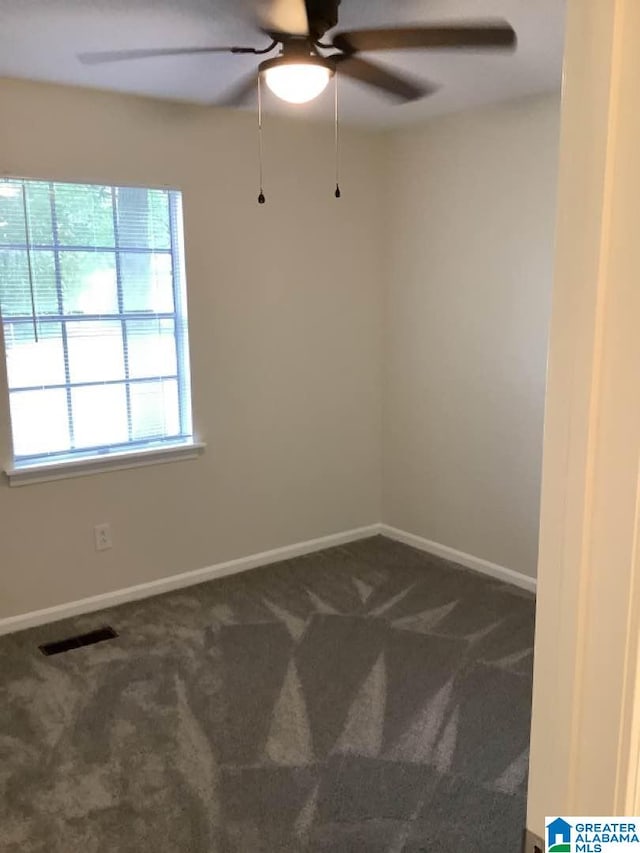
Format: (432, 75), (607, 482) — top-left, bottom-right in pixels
(334, 71), (341, 198)
(21, 180), (39, 342)
(257, 74), (266, 204)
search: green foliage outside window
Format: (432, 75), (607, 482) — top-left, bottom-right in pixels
(0, 180), (171, 320)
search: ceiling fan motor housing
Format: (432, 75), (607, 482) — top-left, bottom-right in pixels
(259, 49), (335, 75)
(306, 0), (340, 39)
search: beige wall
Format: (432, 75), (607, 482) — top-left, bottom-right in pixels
(0, 79), (559, 619)
(0, 79), (384, 618)
(382, 94), (560, 578)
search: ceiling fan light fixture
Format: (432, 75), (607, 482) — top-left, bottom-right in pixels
(260, 55), (334, 104)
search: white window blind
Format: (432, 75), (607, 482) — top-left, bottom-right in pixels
(0, 178), (194, 470)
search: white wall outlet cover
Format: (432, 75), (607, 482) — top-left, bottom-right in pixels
(94, 523), (112, 551)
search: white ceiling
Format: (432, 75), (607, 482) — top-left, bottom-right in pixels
(0, 0), (565, 127)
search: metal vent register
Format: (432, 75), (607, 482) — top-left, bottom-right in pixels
(39, 626), (118, 656)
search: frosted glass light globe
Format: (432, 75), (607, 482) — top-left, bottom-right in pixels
(264, 63), (332, 104)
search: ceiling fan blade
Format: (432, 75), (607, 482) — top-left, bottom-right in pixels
(253, 0), (309, 35)
(78, 46), (253, 65)
(334, 54), (434, 102)
(332, 22), (516, 54)
(219, 72), (259, 107)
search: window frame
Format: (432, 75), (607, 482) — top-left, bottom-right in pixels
(0, 177), (203, 485)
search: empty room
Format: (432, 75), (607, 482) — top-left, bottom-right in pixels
(0, 1), (567, 850)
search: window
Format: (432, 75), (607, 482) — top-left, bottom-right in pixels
(0, 178), (196, 478)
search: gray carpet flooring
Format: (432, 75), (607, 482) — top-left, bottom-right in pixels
(0, 536), (535, 852)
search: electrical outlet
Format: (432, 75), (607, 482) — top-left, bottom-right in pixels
(94, 523), (112, 551)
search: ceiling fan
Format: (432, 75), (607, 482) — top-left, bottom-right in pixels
(78, 0), (517, 106)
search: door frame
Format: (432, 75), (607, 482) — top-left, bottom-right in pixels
(527, 0), (640, 833)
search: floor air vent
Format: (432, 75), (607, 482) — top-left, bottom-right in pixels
(39, 626), (118, 656)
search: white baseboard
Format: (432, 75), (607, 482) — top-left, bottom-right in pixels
(379, 524), (537, 593)
(0, 524), (382, 636)
(0, 521), (535, 636)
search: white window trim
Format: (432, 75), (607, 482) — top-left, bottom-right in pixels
(4, 440), (205, 487)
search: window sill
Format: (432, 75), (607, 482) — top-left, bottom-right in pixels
(4, 442), (206, 487)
